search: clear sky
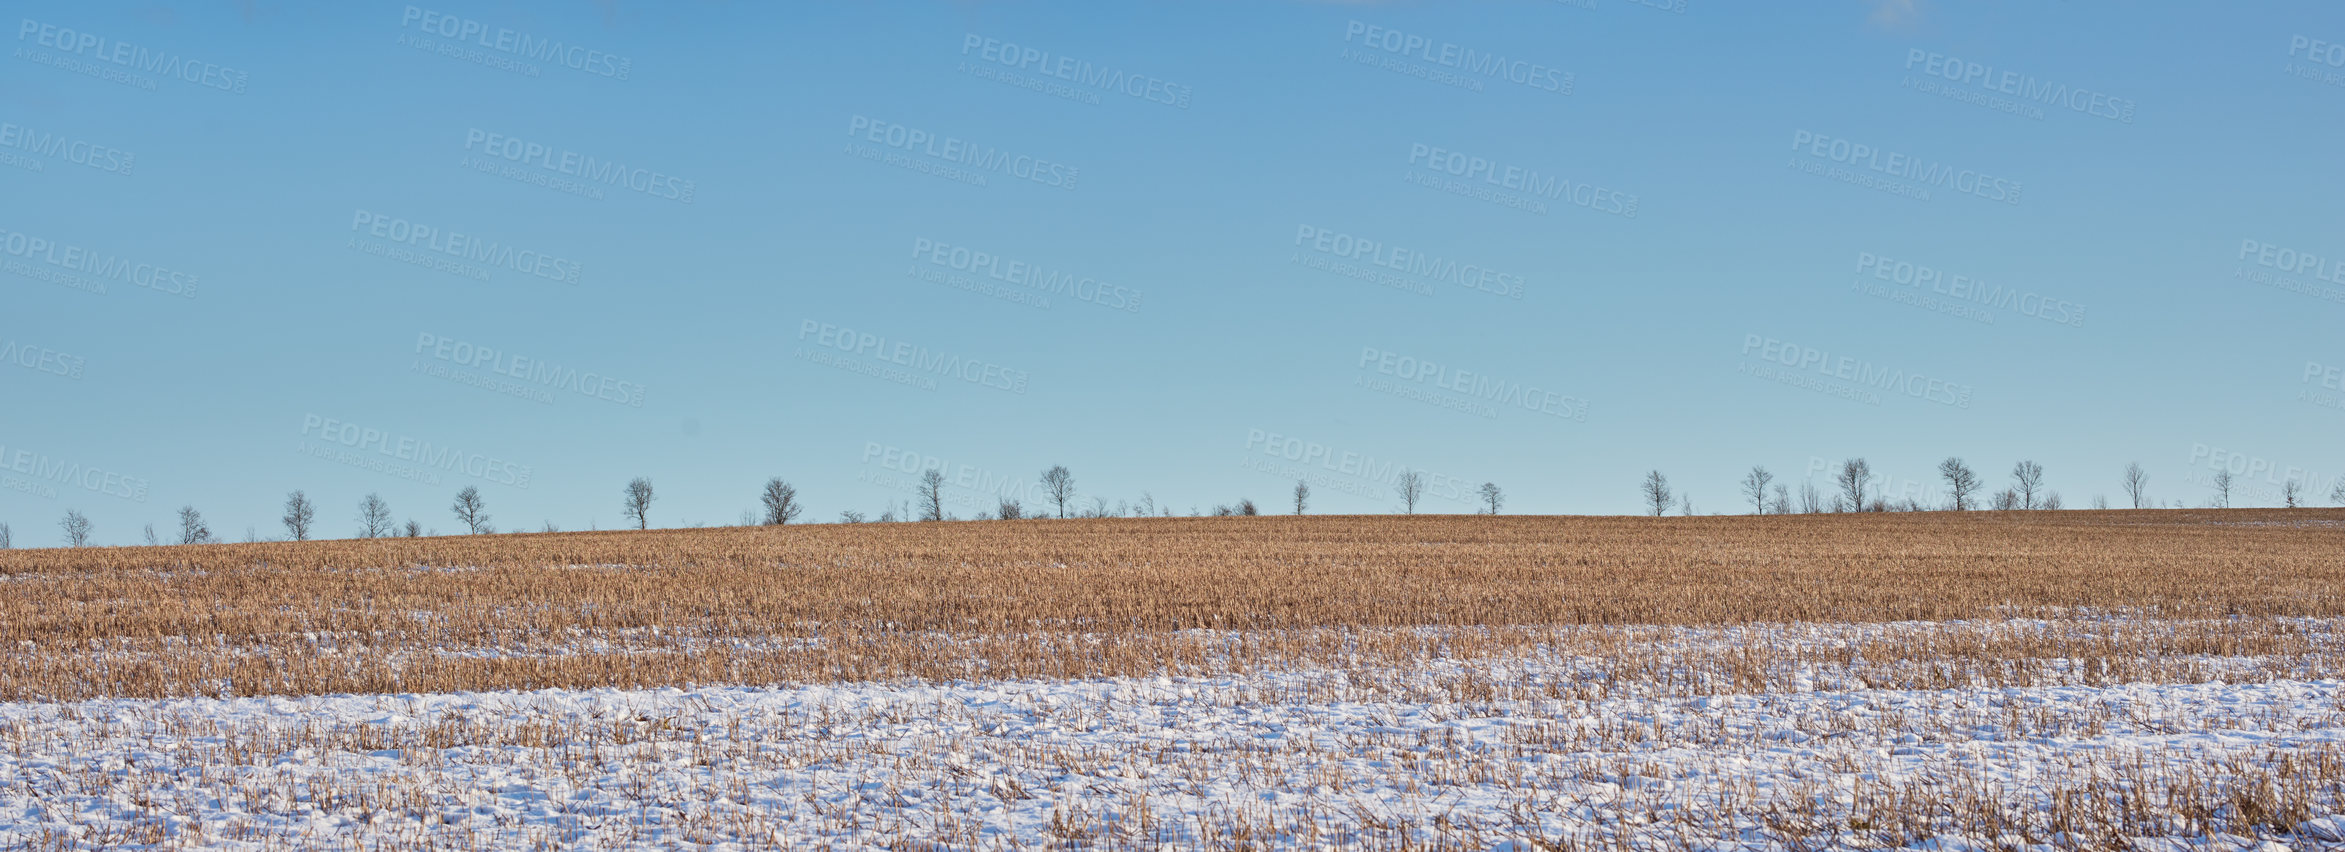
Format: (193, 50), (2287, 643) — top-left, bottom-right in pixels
(6, 1), (2345, 543)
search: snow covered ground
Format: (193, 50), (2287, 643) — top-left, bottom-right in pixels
(3, 619), (2344, 849)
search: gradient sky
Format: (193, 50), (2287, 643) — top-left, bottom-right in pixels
(6, 1), (2344, 543)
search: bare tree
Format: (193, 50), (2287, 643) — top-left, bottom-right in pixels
(144, 524), (159, 546)
(402, 520), (423, 537)
(176, 505), (213, 545)
(919, 469), (946, 521)
(839, 510), (867, 523)
(1137, 492), (1156, 517)
(2283, 477), (2304, 509)
(1680, 495), (1695, 516)
(2042, 492), (2063, 511)
(60, 510), (92, 547)
(283, 490), (315, 541)
(623, 478), (655, 530)
(1835, 458), (1874, 512)
(2011, 461), (2046, 510)
(1939, 458), (1979, 511)
(1292, 481), (1310, 516)
(2332, 477), (2345, 506)
(996, 498), (1023, 520)
(1642, 470), (1673, 517)
(2092, 494), (2109, 510)
(1476, 482), (1503, 515)
(1238, 499), (1259, 516)
(1798, 480), (1823, 514)
(357, 493), (393, 539)
(1040, 465), (1075, 519)
(1769, 484), (1792, 515)
(759, 478), (803, 525)
(2211, 469), (2234, 509)
(1992, 488), (2022, 511)
(1396, 470), (1426, 515)
(452, 486), (492, 534)
(1741, 466), (1774, 514)
(0, 521), (10, 549)
(2121, 462), (2149, 510)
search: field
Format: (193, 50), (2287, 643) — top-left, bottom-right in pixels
(3, 511), (2344, 849)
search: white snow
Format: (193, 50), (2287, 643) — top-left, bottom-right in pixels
(2, 618), (2343, 849)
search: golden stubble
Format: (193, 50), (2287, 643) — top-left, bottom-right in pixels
(0, 510), (2339, 701)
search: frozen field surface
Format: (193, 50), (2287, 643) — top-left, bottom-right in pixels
(3, 623), (2345, 849)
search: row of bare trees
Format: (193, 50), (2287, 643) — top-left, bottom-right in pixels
(0, 454), (1599, 548)
(34, 487), (504, 549)
(1649, 458), (2055, 516)
(793, 465), (1498, 525)
(19, 455), (2345, 547)
(1652, 458), (2338, 515)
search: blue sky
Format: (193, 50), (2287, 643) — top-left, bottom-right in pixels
(6, 1), (2345, 542)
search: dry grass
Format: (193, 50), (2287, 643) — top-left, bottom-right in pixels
(0, 510), (2341, 701)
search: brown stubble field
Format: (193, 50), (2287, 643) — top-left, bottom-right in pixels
(1, 509), (2341, 703)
